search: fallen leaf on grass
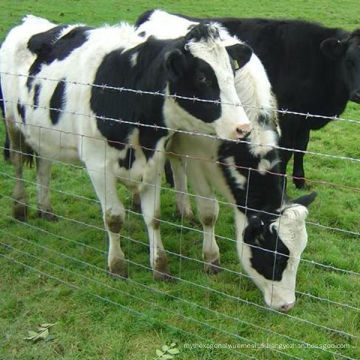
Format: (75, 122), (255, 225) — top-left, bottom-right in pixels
(24, 322), (57, 342)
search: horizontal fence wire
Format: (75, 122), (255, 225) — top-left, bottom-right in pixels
(0, 252), (261, 360)
(1, 70), (360, 126)
(0, 160), (359, 278)
(1, 205), (359, 314)
(1, 188), (360, 281)
(0, 236), (355, 360)
(0, 200), (358, 341)
(1, 82), (360, 166)
(1, 70), (359, 358)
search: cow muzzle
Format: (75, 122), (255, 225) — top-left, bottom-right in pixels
(235, 123), (252, 139)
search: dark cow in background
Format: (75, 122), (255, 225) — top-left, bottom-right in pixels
(0, 15), (253, 280)
(137, 10), (360, 188)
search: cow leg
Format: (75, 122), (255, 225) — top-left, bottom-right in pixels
(86, 164), (127, 278)
(36, 157), (56, 220)
(196, 194), (220, 274)
(292, 128), (310, 189)
(7, 125), (28, 220)
(187, 169), (220, 274)
(169, 155), (194, 220)
(140, 173), (172, 281)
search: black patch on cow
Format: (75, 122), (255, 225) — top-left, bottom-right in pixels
(185, 22), (220, 42)
(27, 25), (92, 90)
(33, 84), (41, 108)
(138, 31), (146, 37)
(49, 79), (65, 125)
(92, 25), (229, 158)
(169, 57), (221, 122)
(218, 140), (282, 214)
(134, 9), (155, 29)
(243, 217), (290, 281)
(118, 147), (136, 169)
(17, 102), (26, 123)
(91, 41), (169, 155)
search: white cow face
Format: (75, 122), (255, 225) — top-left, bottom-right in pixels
(162, 23), (253, 140)
(236, 193), (317, 311)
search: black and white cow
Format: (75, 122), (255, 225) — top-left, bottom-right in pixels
(137, 10), (360, 189)
(136, 10), (280, 219)
(0, 15), (253, 279)
(168, 132), (316, 311)
(136, 10), (316, 311)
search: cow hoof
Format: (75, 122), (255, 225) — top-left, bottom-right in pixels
(13, 202), (27, 221)
(109, 258), (128, 279)
(204, 259), (221, 275)
(293, 177), (307, 189)
(176, 207), (194, 221)
(38, 209), (57, 221)
(153, 270), (175, 281)
(153, 254), (174, 281)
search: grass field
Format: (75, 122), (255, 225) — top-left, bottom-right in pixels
(0, 1), (360, 359)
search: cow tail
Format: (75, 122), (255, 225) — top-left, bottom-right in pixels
(0, 62), (12, 163)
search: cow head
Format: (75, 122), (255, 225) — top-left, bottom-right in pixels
(164, 22), (252, 140)
(320, 30), (360, 104)
(235, 192), (317, 311)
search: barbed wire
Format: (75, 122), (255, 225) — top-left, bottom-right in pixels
(1, 93), (360, 166)
(1, 70), (360, 126)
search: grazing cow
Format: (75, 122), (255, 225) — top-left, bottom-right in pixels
(136, 10), (316, 310)
(138, 10), (360, 188)
(168, 133), (316, 311)
(0, 15), (253, 280)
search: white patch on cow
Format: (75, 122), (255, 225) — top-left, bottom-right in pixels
(163, 86), (214, 135)
(224, 156), (246, 189)
(257, 157), (280, 174)
(130, 52), (138, 67)
(248, 127), (278, 156)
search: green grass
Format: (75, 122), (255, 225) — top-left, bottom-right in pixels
(0, 1), (360, 359)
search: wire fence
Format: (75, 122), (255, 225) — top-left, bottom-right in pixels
(0, 70), (359, 359)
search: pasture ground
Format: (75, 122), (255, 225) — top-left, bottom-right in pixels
(0, 1), (359, 359)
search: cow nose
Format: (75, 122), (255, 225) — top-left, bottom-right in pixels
(235, 123), (252, 139)
(279, 301), (295, 312)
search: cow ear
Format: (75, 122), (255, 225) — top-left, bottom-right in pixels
(292, 192), (317, 208)
(243, 215), (264, 244)
(165, 49), (186, 81)
(226, 43), (253, 70)
(320, 38), (346, 59)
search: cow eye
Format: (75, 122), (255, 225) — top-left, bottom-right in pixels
(197, 72), (211, 86)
